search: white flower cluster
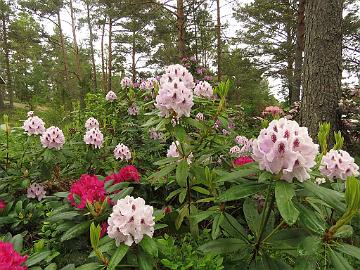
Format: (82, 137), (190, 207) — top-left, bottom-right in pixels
(23, 116), (46, 136)
(106, 91), (117, 102)
(107, 196), (155, 246)
(121, 77), (133, 88)
(85, 117), (99, 130)
(40, 126), (65, 150)
(114, 143), (132, 161)
(194, 81), (213, 99)
(84, 128), (104, 149)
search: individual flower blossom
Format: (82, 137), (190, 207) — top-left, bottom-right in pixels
(149, 128), (163, 140)
(160, 64), (195, 90)
(105, 165), (141, 184)
(196, 112), (204, 121)
(319, 149), (359, 180)
(128, 104), (139, 116)
(23, 116), (46, 135)
(27, 183), (46, 201)
(213, 119), (221, 129)
(230, 145), (241, 155)
(252, 118), (319, 182)
(222, 129), (230, 135)
(163, 206), (172, 214)
(155, 78), (194, 118)
(0, 200), (6, 212)
(234, 156), (254, 167)
(27, 111), (34, 117)
(145, 77), (158, 90)
(84, 128), (104, 149)
(262, 106), (284, 117)
(106, 90), (117, 102)
(235, 136), (253, 154)
(203, 75), (213, 81)
(85, 117), (99, 130)
(194, 81), (213, 99)
(315, 177), (326, 185)
(133, 82), (139, 88)
(40, 126), (65, 150)
(121, 77), (133, 88)
(67, 174), (106, 209)
(107, 196), (155, 246)
(114, 143), (131, 161)
(167, 141), (180, 158)
(0, 241), (27, 270)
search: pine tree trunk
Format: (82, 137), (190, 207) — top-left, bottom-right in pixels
(107, 16), (113, 92)
(177, 0), (186, 60)
(2, 15), (13, 108)
(285, 21), (294, 105)
(86, 1), (97, 91)
(69, 0), (84, 108)
(216, 0), (222, 82)
(131, 29), (136, 82)
(293, 0), (305, 103)
(299, 0), (343, 144)
(101, 16), (107, 92)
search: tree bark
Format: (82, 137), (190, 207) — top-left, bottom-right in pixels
(300, 0), (343, 144)
(131, 29), (136, 82)
(177, 0), (186, 60)
(69, 0), (85, 108)
(2, 14), (13, 108)
(216, 0), (222, 82)
(107, 16), (113, 92)
(285, 20), (294, 105)
(293, 0), (305, 103)
(101, 16), (107, 92)
(85, 0), (97, 91)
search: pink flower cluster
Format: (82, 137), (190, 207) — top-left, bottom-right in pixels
(68, 174), (106, 209)
(149, 128), (163, 140)
(23, 116), (45, 136)
(252, 118), (319, 182)
(114, 143), (131, 161)
(167, 141), (180, 158)
(27, 111), (34, 117)
(0, 241), (27, 270)
(84, 128), (104, 149)
(40, 126), (65, 150)
(194, 81), (213, 99)
(155, 65), (194, 118)
(107, 196), (155, 246)
(0, 200), (6, 212)
(128, 104), (139, 116)
(27, 183), (46, 201)
(262, 106), (284, 117)
(105, 165), (141, 184)
(320, 149), (359, 180)
(196, 112), (204, 121)
(85, 117), (99, 130)
(234, 156), (254, 167)
(106, 91), (117, 102)
(121, 77), (133, 88)
(140, 78), (158, 90)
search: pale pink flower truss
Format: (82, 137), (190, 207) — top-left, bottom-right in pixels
(85, 117), (99, 130)
(194, 81), (213, 99)
(235, 136), (253, 154)
(262, 106), (284, 117)
(252, 118), (319, 182)
(121, 77), (133, 88)
(23, 116), (46, 135)
(229, 145), (241, 155)
(27, 111), (34, 117)
(40, 126), (65, 150)
(160, 64), (195, 90)
(27, 183), (46, 201)
(196, 112), (204, 121)
(84, 128), (104, 149)
(114, 143), (132, 161)
(149, 128), (163, 140)
(107, 196), (155, 246)
(0, 241), (27, 270)
(320, 149), (359, 180)
(128, 104), (139, 116)
(106, 91), (117, 102)
(167, 141), (180, 158)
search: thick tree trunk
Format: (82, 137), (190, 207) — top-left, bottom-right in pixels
(293, 0), (305, 103)
(85, 1), (97, 91)
(216, 0), (222, 82)
(131, 29), (136, 82)
(2, 15), (13, 108)
(101, 16), (107, 92)
(107, 16), (113, 92)
(177, 0), (186, 60)
(299, 0), (343, 144)
(285, 21), (294, 105)
(69, 0), (85, 108)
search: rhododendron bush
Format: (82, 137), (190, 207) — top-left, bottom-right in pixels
(0, 65), (359, 269)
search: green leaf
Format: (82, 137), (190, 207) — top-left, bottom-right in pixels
(199, 238), (246, 254)
(243, 198), (261, 237)
(44, 263), (57, 270)
(191, 186), (210, 195)
(190, 210), (216, 225)
(179, 189), (187, 204)
(10, 234), (23, 252)
(165, 189), (182, 201)
(75, 263), (103, 270)
(220, 213), (246, 238)
(61, 221), (91, 242)
(60, 264), (75, 270)
(89, 241), (116, 258)
(336, 243), (360, 261)
(148, 163), (177, 181)
(138, 249), (154, 270)
(174, 125), (186, 142)
(217, 182), (268, 202)
(90, 223), (100, 249)
(333, 225), (353, 238)
(140, 235), (158, 257)
(218, 166), (259, 183)
(107, 244), (129, 270)
(110, 187), (134, 201)
(329, 249), (353, 270)
(212, 214), (224, 240)
(275, 181), (299, 225)
(0, 216), (16, 225)
(176, 159), (189, 187)
(296, 204), (326, 235)
(106, 182), (129, 194)
(249, 254), (292, 270)
(48, 211), (80, 222)
(25, 251), (52, 267)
